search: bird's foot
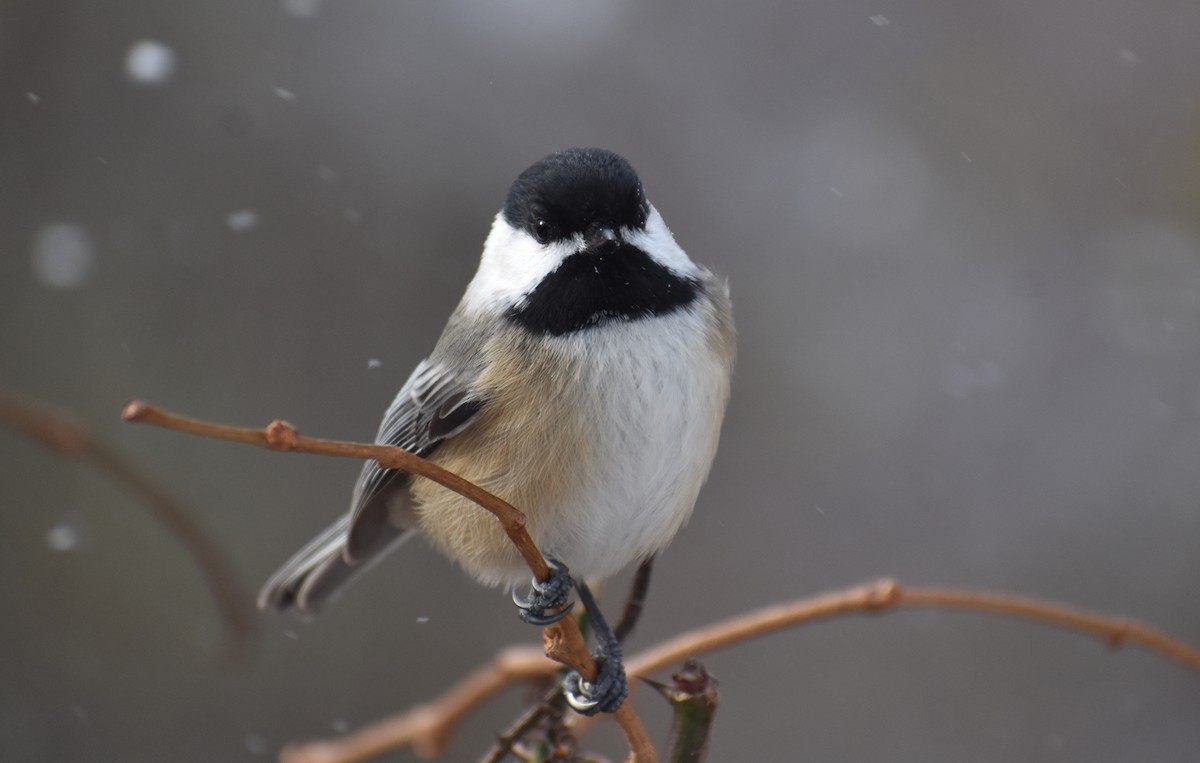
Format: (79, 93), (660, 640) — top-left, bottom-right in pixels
(563, 641), (628, 716)
(512, 558), (576, 626)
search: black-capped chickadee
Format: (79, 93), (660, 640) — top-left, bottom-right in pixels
(260, 147), (735, 714)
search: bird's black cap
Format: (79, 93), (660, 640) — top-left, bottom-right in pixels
(502, 148), (650, 244)
(502, 148), (699, 336)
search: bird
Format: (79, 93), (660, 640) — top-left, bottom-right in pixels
(259, 147), (735, 714)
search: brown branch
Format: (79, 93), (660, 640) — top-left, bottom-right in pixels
(618, 578), (1200, 680)
(286, 577), (1200, 761)
(545, 615), (656, 760)
(119, 400), (657, 762)
(0, 391), (259, 657)
(484, 558), (659, 762)
(481, 684), (567, 763)
(280, 646), (553, 763)
(121, 400), (549, 580)
(120, 399), (1200, 760)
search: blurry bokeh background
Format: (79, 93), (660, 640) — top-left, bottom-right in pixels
(4, 1), (1200, 760)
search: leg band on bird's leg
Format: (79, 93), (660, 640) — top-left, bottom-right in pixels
(512, 557), (576, 626)
(563, 579), (629, 716)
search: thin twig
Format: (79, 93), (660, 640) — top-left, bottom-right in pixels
(120, 401), (1200, 760)
(287, 577), (1200, 761)
(645, 659), (719, 763)
(0, 391), (259, 657)
(545, 613), (656, 761)
(619, 578), (1200, 680)
(120, 400), (657, 762)
(481, 685), (566, 763)
(121, 400), (550, 580)
(573, 578), (1200, 733)
(487, 560), (656, 762)
(281, 646), (552, 763)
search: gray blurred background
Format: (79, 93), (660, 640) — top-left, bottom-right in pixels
(3, 1), (1200, 760)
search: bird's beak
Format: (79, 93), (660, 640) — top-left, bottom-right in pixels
(587, 226), (619, 251)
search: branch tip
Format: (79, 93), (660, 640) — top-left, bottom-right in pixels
(121, 399), (149, 421)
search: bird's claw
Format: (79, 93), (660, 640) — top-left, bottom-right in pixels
(563, 644), (628, 716)
(512, 558), (575, 626)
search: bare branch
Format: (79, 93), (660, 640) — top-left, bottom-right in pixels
(120, 400), (657, 762)
(618, 578), (1200, 680)
(120, 400), (549, 579)
(0, 391), (259, 657)
(289, 578), (1200, 761)
(280, 646), (552, 763)
(119, 400), (1200, 761)
(645, 659), (719, 763)
(546, 615), (657, 761)
(482, 684), (567, 763)
(485, 559), (658, 761)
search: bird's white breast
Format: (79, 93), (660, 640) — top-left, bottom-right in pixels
(411, 292), (733, 587)
(538, 308), (731, 580)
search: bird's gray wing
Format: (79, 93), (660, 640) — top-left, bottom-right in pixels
(344, 358), (485, 560)
(258, 355), (485, 614)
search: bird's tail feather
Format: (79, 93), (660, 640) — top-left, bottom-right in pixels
(258, 514), (412, 616)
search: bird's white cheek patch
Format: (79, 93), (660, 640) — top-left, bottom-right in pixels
(463, 207), (698, 318)
(622, 206), (699, 279)
(462, 215), (576, 316)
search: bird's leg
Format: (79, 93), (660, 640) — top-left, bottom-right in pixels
(512, 557), (576, 625)
(486, 561), (656, 756)
(562, 579), (629, 716)
(613, 555), (655, 644)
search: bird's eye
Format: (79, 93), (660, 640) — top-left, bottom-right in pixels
(532, 218), (552, 244)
